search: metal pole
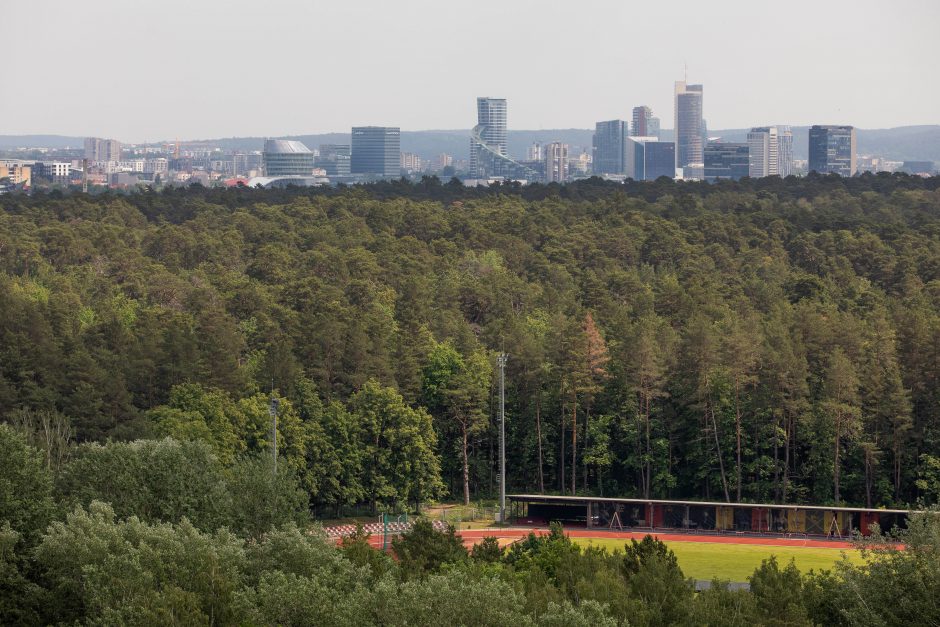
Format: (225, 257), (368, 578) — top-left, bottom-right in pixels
(269, 396), (279, 475)
(498, 354), (508, 525)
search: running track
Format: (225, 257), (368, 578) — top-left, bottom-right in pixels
(355, 526), (857, 550)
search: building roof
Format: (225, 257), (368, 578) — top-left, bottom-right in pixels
(263, 139), (312, 154)
(507, 494), (913, 515)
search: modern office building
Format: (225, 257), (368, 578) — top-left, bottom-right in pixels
(263, 139), (317, 176)
(544, 142), (569, 183)
(625, 137), (675, 181)
(469, 97), (537, 180)
(632, 106), (651, 137)
(315, 144), (351, 176)
(592, 120), (628, 175)
(747, 126), (794, 178)
(32, 161), (71, 183)
(704, 141), (750, 180)
(84, 137), (122, 162)
(747, 127), (778, 178)
(351, 127), (400, 177)
(647, 116), (661, 140)
(674, 81), (704, 174)
(777, 126), (793, 177)
(808, 125), (856, 176)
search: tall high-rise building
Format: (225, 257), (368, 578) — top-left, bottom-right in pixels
(777, 126), (793, 177)
(705, 141), (750, 180)
(747, 126), (794, 178)
(625, 137), (675, 181)
(351, 127), (400, 177)
(632, 106), (652, 137)
(315, 144), (351, 176)
(544, 142), (569, 182)
(469, 97), (536, 180)
(647, 117), (661, 140)
(592, 120), (628, 175)
(808, 125), (856, 176)
(263, 139), (317, 176)
(84, 137), (122, 162)
(470, 97), (506, 177)
(747, 127), (779, 178)
(674, 81), (704, 174)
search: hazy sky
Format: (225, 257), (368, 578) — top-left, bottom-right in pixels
(3, 0), (938, 142)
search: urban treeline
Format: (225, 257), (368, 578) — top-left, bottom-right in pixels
(2, 174), (940, 512)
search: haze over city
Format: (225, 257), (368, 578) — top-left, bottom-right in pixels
(3, 0), (939, 141)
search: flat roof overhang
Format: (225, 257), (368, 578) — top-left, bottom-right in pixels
(507, 494), (912, 516)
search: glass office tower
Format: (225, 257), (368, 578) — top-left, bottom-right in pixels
(592, 120), (627, 175)
(704, 141), (750, 180)
(315, 144), (351, 176)
(625, 137), (676, 181)
(808, 125), (856, 176)
(351, 127), (401, 177)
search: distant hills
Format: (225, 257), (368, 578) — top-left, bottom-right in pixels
(2, 126), (938, 163)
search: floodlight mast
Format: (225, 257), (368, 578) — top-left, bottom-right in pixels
(497, 353), (508, 524)
(269, 395), (279, 475)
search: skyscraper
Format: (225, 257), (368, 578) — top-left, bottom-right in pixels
(544, 142), (569, 183)
(808, 125), (856, 176)
(592, 120), (627, 175)
(625, 137), (675, 181)
(632, 106), (652, 137)
(777, 126), (793, 177)
(674, 81), (704, 175)
(351, 127), (400, 177)
(747, 127), (779, 178)
(469, 97), (536, 180)
(705, 141), (750, 180)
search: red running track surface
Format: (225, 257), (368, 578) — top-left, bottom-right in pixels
(350, 527), (860, 550)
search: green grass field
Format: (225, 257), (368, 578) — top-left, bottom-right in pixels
(573, 538), (864, 581)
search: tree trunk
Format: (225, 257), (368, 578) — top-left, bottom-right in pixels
(462, 422), (471, 506)
(571, 396), (578, 496)
(773, 413), (781, 502)
(560, 405), (566, 494)
(833, 419), (841, 505)
(735, 378), (742, 502)
(583, 400), (590, 492)
(644, 391), (652, 499)
(536, 394), (545, 493)
(709, 397), (731, 502)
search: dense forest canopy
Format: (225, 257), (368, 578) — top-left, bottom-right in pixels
(3, 173), (940, 510)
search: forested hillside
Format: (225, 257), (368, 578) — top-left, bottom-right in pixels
(3, 173), (940, 510)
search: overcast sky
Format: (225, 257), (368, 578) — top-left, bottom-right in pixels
(3, 0), (938, 142)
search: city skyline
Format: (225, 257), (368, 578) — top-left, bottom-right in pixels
(2, 0), (938, 141)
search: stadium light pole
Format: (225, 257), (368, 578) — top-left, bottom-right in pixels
(269, 395), (279, 475)
(497, 353), (508, 525)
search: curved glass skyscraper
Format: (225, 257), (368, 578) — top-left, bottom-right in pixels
(470, 97), (537, 180)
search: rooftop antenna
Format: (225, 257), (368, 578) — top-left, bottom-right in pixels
(684, 62), (688, 83)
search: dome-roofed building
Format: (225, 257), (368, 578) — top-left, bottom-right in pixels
(263, 139), (317, 176)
